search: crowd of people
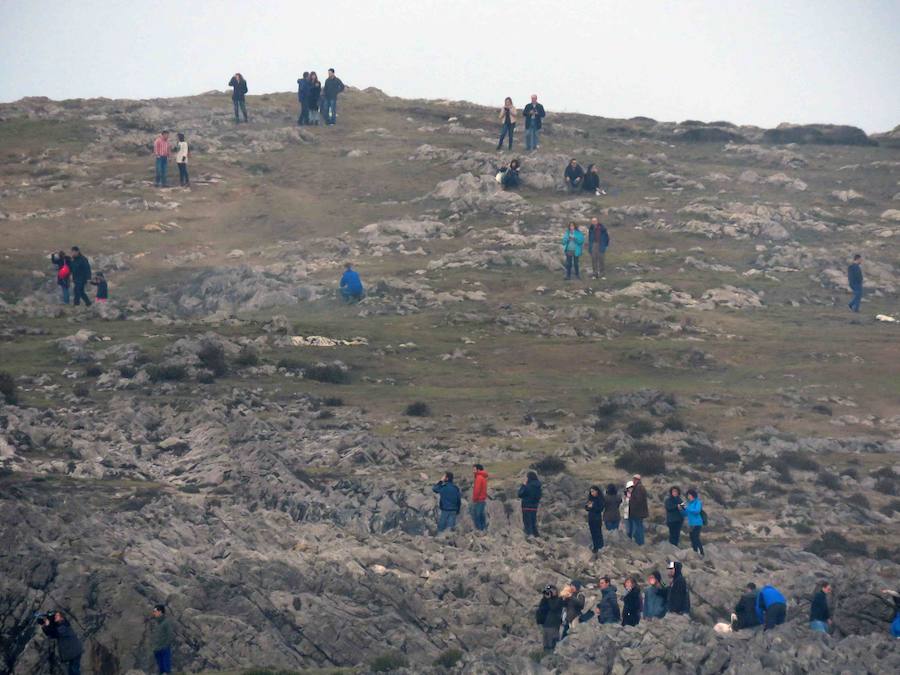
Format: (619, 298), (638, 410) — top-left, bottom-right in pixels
(297, 68), (346, 126)
(49, 247), (106, 306)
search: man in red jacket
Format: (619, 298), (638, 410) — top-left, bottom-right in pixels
(471, 464), (489, 531)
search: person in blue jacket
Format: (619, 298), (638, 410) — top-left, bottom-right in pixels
(756, 585), (787, 630)
(518, 471), (542, 537)
(340, 263), (364, 303)
(297, 72), (310, 125)
(682, 488), (705, 557)
(432, 472), (461, 532)
(562, 222), (584, 281)
(587, 218), (610, 280)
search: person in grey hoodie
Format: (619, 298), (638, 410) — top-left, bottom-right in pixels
(594, 576), (621, 624)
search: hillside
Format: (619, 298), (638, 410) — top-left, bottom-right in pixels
(1, 87), (899, 674)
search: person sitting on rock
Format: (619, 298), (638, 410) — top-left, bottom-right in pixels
(643, 571), (668, 619)
(518, 471), (542, 537)
(809, 581), (832, 633)
(621, 576), (642, 627)
(564, 159), (584, 192)
(339, 263), (364, 303)
(536, 584), (564, 652)
(666, 561), (691, 615)
(499, 159), (521, 190)
(560, 580), (586, 639)
(603, 483), (621, 531)
(431, 471), (461, 532)
(755, 584), (787, 630)
(731, 582), (761, 631)
(594, 576), (620, 624)
(90, 272), (108, 303)
(582, 164), (606, 195)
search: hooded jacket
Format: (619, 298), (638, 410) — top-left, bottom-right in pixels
(340, 268), (363, 294)
(667, 563), (690, 615)
(621, 586), (642, 626)
(432, 480), (461, 512)
(643, 582), (668, 619)
(597, 586), (620, 624)
(756, 585), (786, 623)
(664, 495), (684, 524)
(809, 590), (830, 623)
(518, 477), (542, 509)
(582, 170), (600, 192)
(42, 620), (83, 662)
(629, 483), (649, 520)
(684, 497), (703, 526)
(734, 592), (761, 629)
(472, 470), (488, 503)
(537, 595), (565, 628)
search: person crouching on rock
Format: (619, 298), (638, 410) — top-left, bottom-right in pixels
(339, 262), (364, 303)
(621, 576), (642, 626)
(560, 580), (586, 639)
(585, 485), (604, 554)
(518, 471), (542, 537)
(756, 584), (787, 630)
(731, 582), (760, 631)
(39, 610), (83, 675)
(431, 471), (461, 532)
(499, 159), (520, 190)
(564, 159), (584, 192)
(535, 584), (564, 652)
(90, 272), (108, 303)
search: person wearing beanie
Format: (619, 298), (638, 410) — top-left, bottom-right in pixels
(518, 471), (542, 537)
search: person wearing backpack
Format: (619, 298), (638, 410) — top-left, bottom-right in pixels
(682, 488), (705, 557)
(228, 73), (249, 123)
(51, 251), (71, 304)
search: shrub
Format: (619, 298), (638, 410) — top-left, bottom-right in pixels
(316, 409), (335, 420)
(147, 364), (188, 382)
(780, 450), (820, 472)
(0, 372), (18, 405)
(305, 363), (350, 384)
(816, 472), (841, 490)
(434, 648), (463, 668)
(405, 401), (431, 417)
(615, 443), (666, 475)
(196, 371), (215, 384)
(878, 501), (900, 517)
(626, 419), (655, 438)
(235, 347), (260, 367)
(119, 365), (136, 379)
(596, 401), (620, 418)
(73, 383), (90, 398)
(530, 456), (567, 475)
(662, 416), (686, 432)
(840, 467), (859, 480)
(874, 478), (898, 496)
(277, 357), (308, 372)
(84, 363), (103, 377)
(871, 466), (898, 479)
(198, 342), (227, 377)
(793, 522), (814, 534)
(806, 531), (868, 558)
(679, 442), (740, 468)
(370, 652), (409, 672)
(323, 397), (344, 407)
(846, 493), (870, 509)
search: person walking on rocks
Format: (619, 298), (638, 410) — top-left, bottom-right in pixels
(621, 576), (642, 626)
(847, 254), (864, 313)
(307, 72), (322, 126)
(153, 130), (170, 187)
(518, 471), (542, 537)
(628, 474), (649, 546)
(39, 611), (83, 675)
(536, 584), (564, 651)
(51, 251), (71, 304)
(297, 72), (310, 125)
(594, 576), (621, 624)
(496, 97), (517, 150)
(603, 483), (621, 532)
(560, 580), (586, 639)
(756, 584), (787, 630)
(564, 159), (584, 192)
(665, 486), (685, 546)
(644, 571), (668, 619)
(731, 583), (761, 631)
(174, 133), (189, 187)
(666, 561), (690, 615)
(587, 218), (610, 280)
(432, 471), (462, 532)
(523, 94), (545, 151)
(69, 246), (92, 307)
(150, 604), (174, 674)
(323, 68), (345, 125)
(562, 222), (584, 281)
(809, 581), (832, 633)
(228, 73), (249, 123)
(683, 488), (705, 556)
(470, 464), (489, 531)
(585, 485), (605, 554)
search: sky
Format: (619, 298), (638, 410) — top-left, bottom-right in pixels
(1, 0), (898, 133)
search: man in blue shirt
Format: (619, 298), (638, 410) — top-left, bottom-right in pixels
(340, 263), (364, 303)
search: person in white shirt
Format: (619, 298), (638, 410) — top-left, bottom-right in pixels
(175, 133), (190, 186)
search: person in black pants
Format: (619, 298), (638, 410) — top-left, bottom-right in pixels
(69, 246), (92, 307)
(496, 97), (516, 150)
(228, 73), (248, 123)
(518, 471), (542, 537)
(40, 611), (83, 675)
(621, 577), (642, 627)
(664, 486), (684, 546)
(585, 485), (604, 554)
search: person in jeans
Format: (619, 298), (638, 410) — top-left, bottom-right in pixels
(847, 254), (863, 312)
(150, 604), (174, 674)
(809, 581), (832, 633)
(306, 72), (322, 125)
(323, 68), (345, 125)
(496, 97), (516, 150)
(39, 611), (83, 675)
(587, 218), (610, 280)
(297, 72), (310, 125)
(585, 485), (604, 554)
(518, 471), (542, 537)
(431, 472), (461, 532)
(69, 246), (92, 307)
(562, 222), (584, 281)
(683, 488), (705, 556)
(664, 486), (685, 546)
(755, 585), (787, 630)
(174, 133), (189, 187)
(628, 474), (649, 545)
(51, 251), (71, 304)
(522, 94), (545, 151)
(228, 73), (248, 123)
(470, 464), (489, 531)
(153, 130), (170, 187)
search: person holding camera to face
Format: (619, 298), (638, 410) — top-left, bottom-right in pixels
(560, 580), (586, 640)
(431, 471), (462, 532)
(496, 97), (517, 151)
(38, 611), (83, 675)
(535, 584), (564, 652)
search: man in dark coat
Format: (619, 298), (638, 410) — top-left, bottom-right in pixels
(732, 583), (761, 630)
(431, 472), (462, 532)
(667, 561), (691, 615)
(228, 73), (249, 123)
(322, 68), (346, 125)
(536, 585), (564, 652)
(628, 474), (649, 545)
(847, 254), (864, 313)
(564, 159), (584, 192)
(594, 576), (621, 624)
(69, 246), (92, 307)
(518, 471), (542, 537)
(523, 94), (546, 151)
(40, 611), (83, 675)
(297, 72), (310, 125)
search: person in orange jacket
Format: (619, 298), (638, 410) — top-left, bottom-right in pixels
(471, 464), (489, 531)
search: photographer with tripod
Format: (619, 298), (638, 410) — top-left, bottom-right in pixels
(37, 610), (83, 675)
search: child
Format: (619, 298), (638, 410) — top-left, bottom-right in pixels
(175, 133), (189, 186)
(91, 272), (108, 303)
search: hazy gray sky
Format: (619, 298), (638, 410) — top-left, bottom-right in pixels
(2, 0), (898, 132)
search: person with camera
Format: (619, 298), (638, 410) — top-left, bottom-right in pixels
(499, 158), (521, 190)
(39, 611), (83, 675)
(682, 488), (705, 557)
(560, 580), (586, 639)
(517, 471), (542, 537)
(431, 471), (462, 532)
(150, 604), (174, 674)
(522, 94), (545, 151)
(594, 575), (621, 624)
(496, 97), (516, 151)
(535, 584), (564, 652)
(585, 485), (605, 555)
(666, 561), (691, 615)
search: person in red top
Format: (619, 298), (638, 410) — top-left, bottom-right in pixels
(470, 464), (489, 531)
(154, 130), (171, 187)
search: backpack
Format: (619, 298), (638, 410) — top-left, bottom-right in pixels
(58, 264), (70, 281)
(701, 509), (709, 526)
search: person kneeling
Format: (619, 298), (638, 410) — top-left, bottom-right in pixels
(499, 160), (520, 190)
(339, 263), (365, 303)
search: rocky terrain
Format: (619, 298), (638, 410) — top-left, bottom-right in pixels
(0, 88), (899, 674)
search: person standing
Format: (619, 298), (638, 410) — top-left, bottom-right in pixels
(732, 583), (761, 631)
(666, 561), (691, 615)
(51, 251), (71, 304)
(150, 604), (174, 674)
(522, 94), (545, 151)
(562, 222), (584, 281)
(628, 474), (649, 546)
(470, 464), (489, 531)
(603, 484), (621, 531)
(622, 481), (633, 539)
(518, 471), (542, 537)
(587, 218), (610, 280)
(664, 486), (685, 546)
(585, 485), (605, 554)
(756, 584), (787, 630)
(621, 577), (642, 627)
(594, 576), (620, 624)
(643, 571), (668, 619)
(536, 585), (564, 652)
(683, 488), (705, 556)
(153, 130), (170, 187)
(69, 246), (92, 307)
(297, 72), (310, 125)
(90, 272), (108, 302)
(809, 581), (832, 633)
(431, 472), (461, 532)
(847, 254), (864, 313)
(39, 611), (83, 675)
(307, 72), (322, 126)
(564, 159), (584, 191)
(228, 73), (248, 123)
(496, 97), (516, 151)
(174, 133), (189, 187)
(323, 68), (346, 125)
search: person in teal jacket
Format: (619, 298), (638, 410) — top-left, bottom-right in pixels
(683, 489), (705, 557)
(562, 222), (585, 281)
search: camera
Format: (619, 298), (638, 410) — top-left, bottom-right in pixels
(33, 611), (55, 625)
(542, 585), (556, 598)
